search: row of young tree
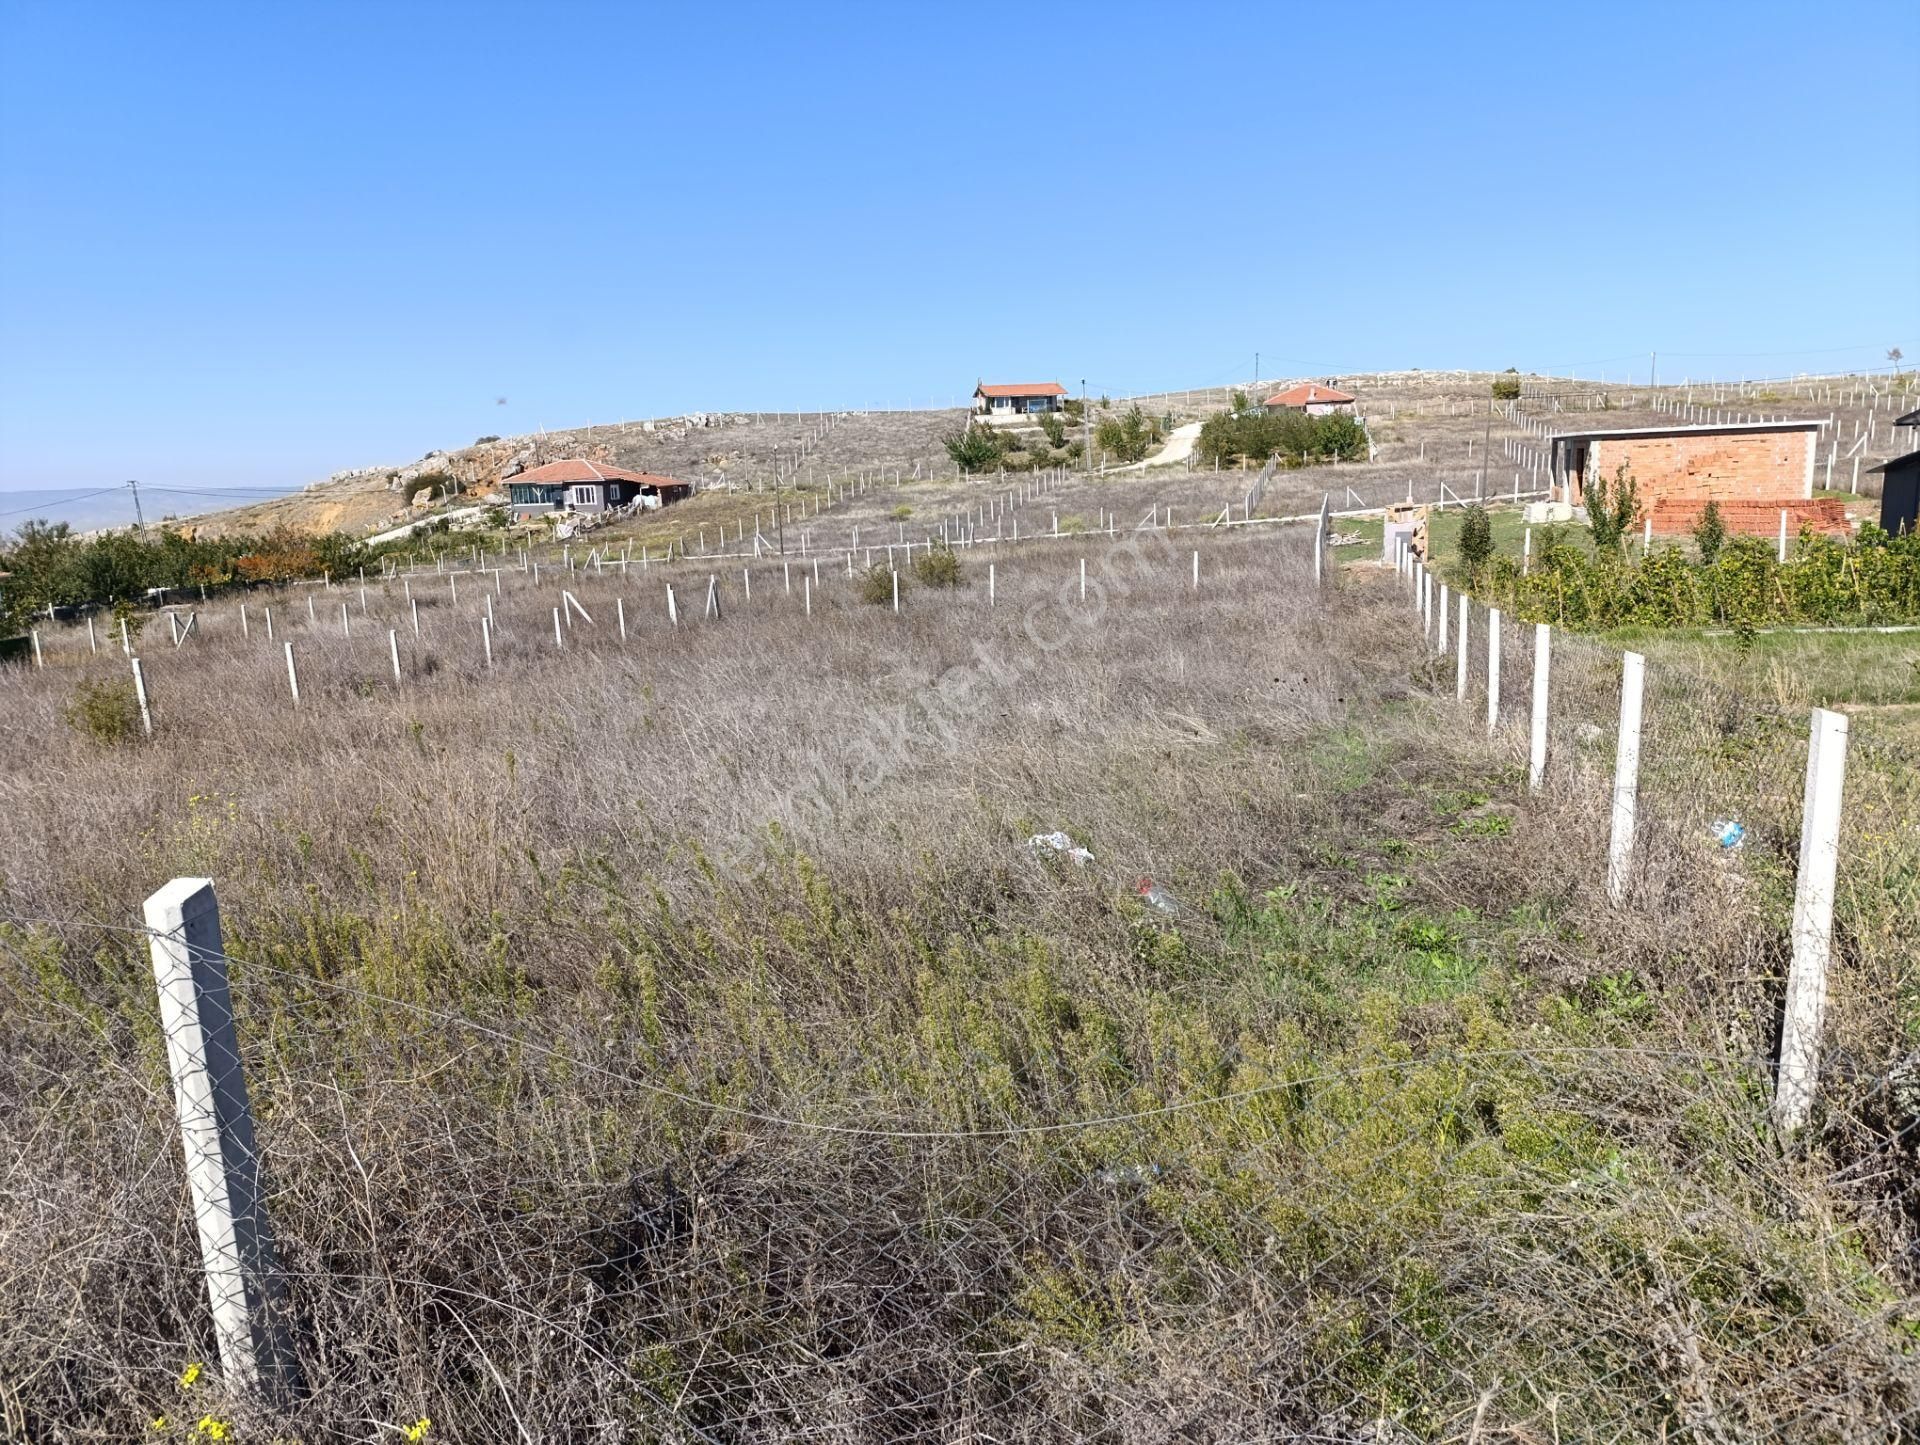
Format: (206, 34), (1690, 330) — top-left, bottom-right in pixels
(1446, 469), (1920, 629)
(1196, 407), (1369, 467)
(0, 520), (381, 633)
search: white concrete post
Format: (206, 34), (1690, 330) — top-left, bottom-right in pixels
(410, 599), (420, 638)
(339, 603), (350, 638)
(240, 605), (249, 639)
(988, 562), (996, 607)
(1456, 595), (1470, 702)
(284, 644), (300, 706)
(892, 569), (900, 613)
(804, 575), (812, 617)
(131, 656), (154, 737)
(553, 607), (564, 648)
(1079, 558), (1087, 602)
(1486, 608), (1502, 733)
(667, 584), (679, 626)
(1606, 651), (1646, 904)
(388, 629), (401, 683)
(1437, 585), (1449, 655)
(1778, 509), (1789, 563)
(1776, 708), (1849, 1136)
(616, 598), (627, 640)
(263, 608), (273, 643)
(481, 617), (493, 668)
(1528, 623), (1551, 791)
(30, 629), (43, 667)
(144, 878), (302, 1402)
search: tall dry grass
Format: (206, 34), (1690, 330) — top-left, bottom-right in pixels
(1, 524), (1915, 1440)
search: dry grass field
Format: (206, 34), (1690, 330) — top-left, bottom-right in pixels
(3, 502), (1917, 1440)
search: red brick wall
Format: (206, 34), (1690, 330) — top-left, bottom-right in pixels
(1585, 430), (1813, 505)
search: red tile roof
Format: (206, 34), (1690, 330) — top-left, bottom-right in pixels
(511, 459), (689, 488)
(976, 381), (1068, 398)
(1265, 383), (1355, 408)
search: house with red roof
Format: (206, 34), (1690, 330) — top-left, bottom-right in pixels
(1263, 382), (1355, 415)
(505, 459), (693, 518)
(973, 381), (1069, 425)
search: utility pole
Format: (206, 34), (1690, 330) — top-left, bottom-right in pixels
(1254, 352), (1260, 387)
(1650, 351), (1658, 391)
(128, 479), (145, 529)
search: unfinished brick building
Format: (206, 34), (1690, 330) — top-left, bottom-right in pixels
(1547, 421), (1847, 538)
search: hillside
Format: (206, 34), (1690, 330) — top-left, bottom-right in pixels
(173, 367), (1915, 545)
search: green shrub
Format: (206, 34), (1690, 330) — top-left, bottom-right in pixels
(65, 678), (142, 745)
(1585, 465), (1640, 552)
(858, 564), (898, 605)
(912, 547), (961, 588)
(889, 504), (913, 522)
(942, 425), (1005, 474)
(1457, 506), (1494, 579)
(1692, 500), (1727, 564)
(1094, 405), (1160, 464)
(1196, 410), (1368, 467)
(1491, 371), (1522, 401)
(474, 434), (501, 445)
(1038, 412), (1067, 448)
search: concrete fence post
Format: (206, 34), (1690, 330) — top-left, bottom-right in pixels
(143, 878), (303, 1402)
(1778, 509), (1789, 563)
(283, 643), (300, 706)
(1775, 707), (1850, 1136)
(388, 629), (401, 683)
(1528, 623), (1552, 791)
(481, 617), (493, 668)
(1437, 585), (1449, 655)
(1486, 608), (1502, 733)
(1456, 595), (1470, 702)
(1606, 651), (1646, 903)
(131, 656), (154, 737)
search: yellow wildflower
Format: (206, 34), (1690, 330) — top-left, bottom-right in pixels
(179, 1362), (203, 1390)
(404, 1419), (433, 1442)
(194, 1416), (230, 1440)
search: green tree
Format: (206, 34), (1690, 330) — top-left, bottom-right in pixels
(1491, 370), (1522, 401)
(1037, 412), (1067, 449)
(942, 424), (1005, 474)
(1457, 505), (1494, 579)
(1691, 500), (1727, 564)
(1585, 464), (1640, 551)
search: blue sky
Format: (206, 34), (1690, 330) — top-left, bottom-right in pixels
(1, 0), (1914, 490)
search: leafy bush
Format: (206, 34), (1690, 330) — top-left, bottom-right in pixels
(943, 425), (1005, 474)
(911, 547), (961, 587)
(65, 678), (142, 745)
(1196, 410), (1369, 467)
(1457, 506), (1494, 579)
(1692, 500), (1727, 564)
(1038, 412), (1067, 448)
(858, 564), (898, 605)
(1473, 525), (1920, 630)
(1491, 371), (1522, 401)
(1094, 405), (1160, 464)
(1585, 465), (1640, 552)
(890, 504), (913, 521)
(1230, 389), (1250, 414)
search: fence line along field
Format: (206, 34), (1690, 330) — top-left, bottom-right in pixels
(4, 464), (1918, 1442)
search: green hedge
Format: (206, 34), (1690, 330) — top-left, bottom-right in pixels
(1466, 526), (1920, 630)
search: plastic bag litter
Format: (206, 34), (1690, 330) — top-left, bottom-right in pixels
(1028, 831), (1094, 867)
(1711, 819), (1746, 851)
(1135, 877), (1179, 915)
